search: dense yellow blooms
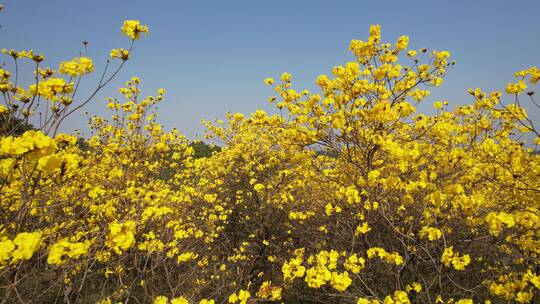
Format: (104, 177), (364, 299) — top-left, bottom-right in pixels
(58, 57), (94, 76)
(1, 130), (56, 156)
(105, 221), (137, 254)
(29, 77), (74, 101)
(0, 16), (539, 304)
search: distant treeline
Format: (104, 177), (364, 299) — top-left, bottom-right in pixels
(191, 141), (221, 158)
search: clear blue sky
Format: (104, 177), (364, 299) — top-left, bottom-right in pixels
(1, 0), (539, 138)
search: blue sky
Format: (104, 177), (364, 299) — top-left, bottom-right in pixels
(1, 0), (539, 138)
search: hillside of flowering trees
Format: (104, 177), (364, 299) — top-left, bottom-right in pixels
(0, 9), (539, 304)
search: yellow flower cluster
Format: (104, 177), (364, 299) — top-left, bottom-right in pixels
(47, 239), (90, 265)
(441, 247), (471, 271)
(282, 252), (306, 281)
(58, 57), (94, 76)
(344, 253), (366, 273)
(105, 221), (136, 254)
(489, 270), (539, 303)
(153, 295), (215, 304)
(485, 211), (516, 235)
(110, 48), (130, 60)
(29, 77), (74, 101)
(506, 80), (527, 94)
(121, 20), (149, 40)
(256, 281), (282, 300)
(0, 232), (42, 267)
(384, 290), (410, 304)
(1, 130), (56, 156)
(367, 247), (404, 266)
(304, 250), (350, 290)
(227, 289), (250, 304)
(419, 226), (442, 241)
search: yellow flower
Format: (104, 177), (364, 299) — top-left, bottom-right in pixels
(235, 290), (250, 304)
(367, 247), (403, 265)
(452, 254), (471, 271)
(282, 256), (306, 281)
(524, 269), (540, 289)
(369, 24), (381, 44)
(485, 212), (515, 236)
(253, 183), (265, 192)
(121, 20), (149, 40)
(384, 290), (410, 304)
(12, 232), (42, 262)
(229, 289), (251, 304)
(55, 133), (78, 145)
(110, 48), (130, 60)
(153, 296), (168, 304)
(330, 271), (352, 291)
(441, 247), (454, 266)
(433, 50), (451, 66)
(0, 239), (15, 265)
(344, 254), (365, 273)
(368, 169), (381, 181)
(355, 222), (372, 235)
(0, 130), (57, 157)
(47, 240), (68, 265)
(58, 57), (94, 76)
(203, 193), (217, 203)
(48, 239), (90, 265)
(505, 80), (527, 94)
(441, 246), (470, 270)
(105, 221), (136, 254)
(37, 154), (63, 174)
(396, 35), (409, 50)
(280, 72), (292, 82)
(405, 282), (422, 293)
(29, 77), (73, 101)
(516, 291), (533, 303)
(177, 251), (198, 264)
(419, 226), (442, 241)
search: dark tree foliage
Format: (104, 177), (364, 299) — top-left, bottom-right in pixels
(191, 141), (220, 158)
(0, 114), (34, 136)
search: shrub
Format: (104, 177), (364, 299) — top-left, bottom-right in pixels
(0, 11), (538, 304)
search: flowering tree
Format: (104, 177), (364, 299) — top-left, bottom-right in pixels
(0, 6), (539, 304)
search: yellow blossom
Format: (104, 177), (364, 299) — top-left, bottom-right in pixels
(121, 20), (149, 40)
